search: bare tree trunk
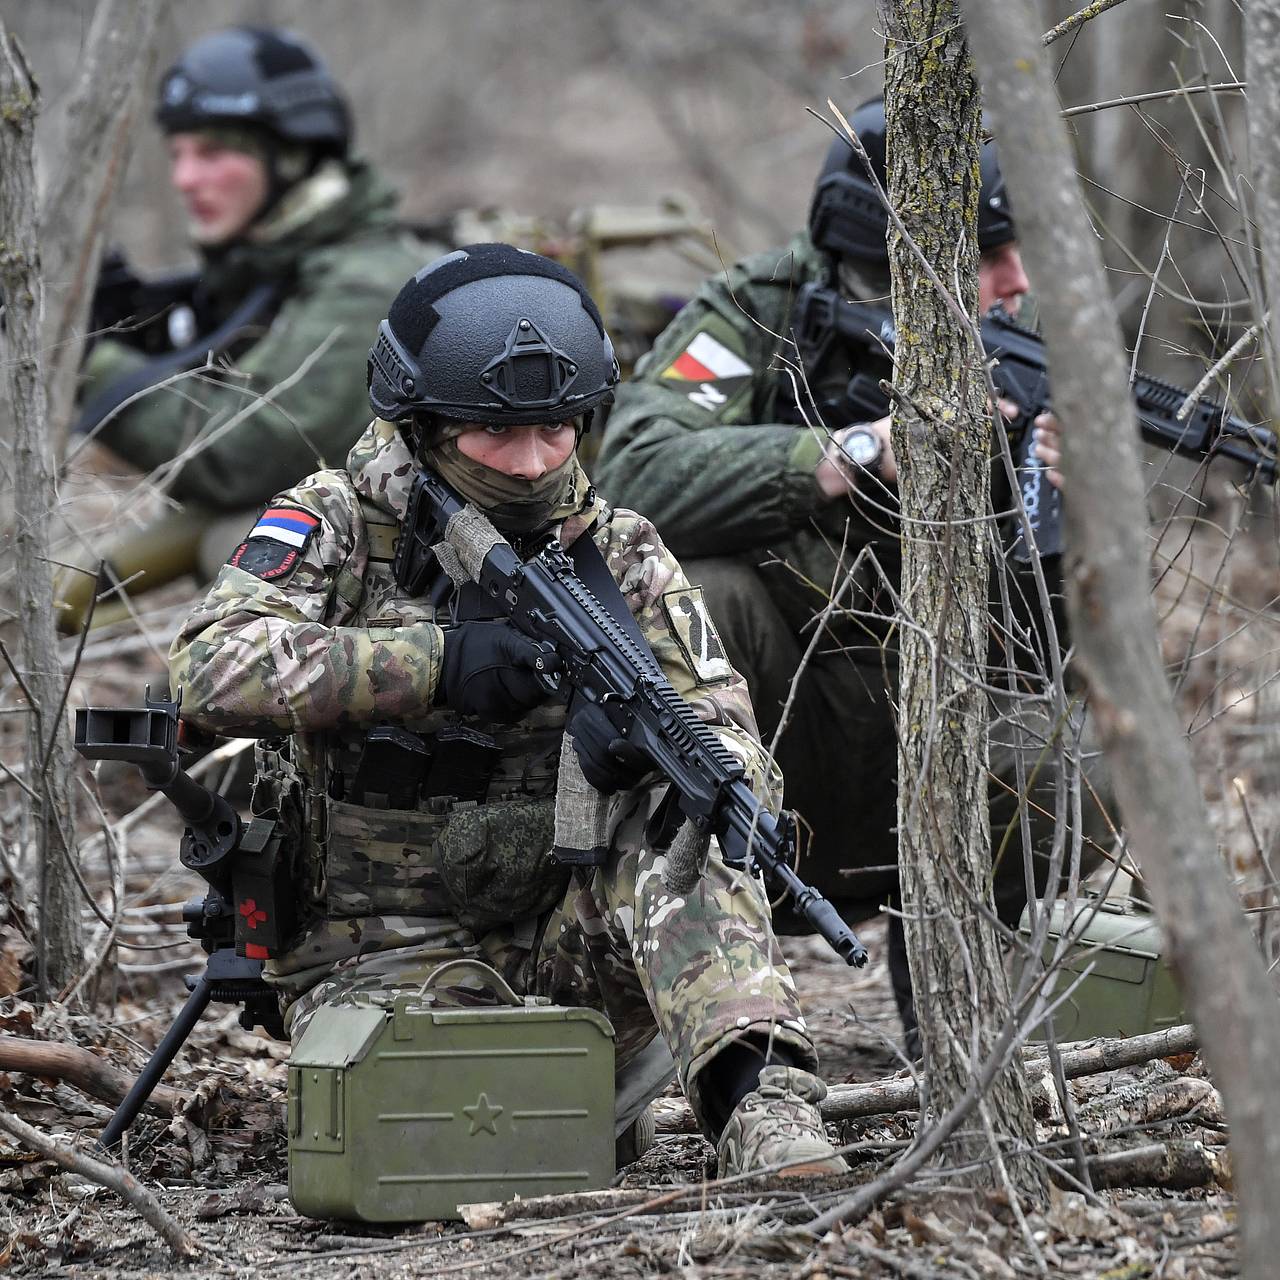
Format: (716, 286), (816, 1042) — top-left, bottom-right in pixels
(1246, 0), (1280, 416)
(880, 0), (1047, 1202)
(959, 0), (1280, 1274)
(0, 27), (84, 997)
(40, 0), (166, 444)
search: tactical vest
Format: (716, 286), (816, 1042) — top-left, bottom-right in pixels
(252, 494), (572, 940)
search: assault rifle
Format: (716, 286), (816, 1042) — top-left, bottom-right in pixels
(89, 249), (202, 357)
(0, 250), (198, 351)
(395, 471), (869, 968)
(73, 691), (291, 1149)
(792, 282), (1279, 561)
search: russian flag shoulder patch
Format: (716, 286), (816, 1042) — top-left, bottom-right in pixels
(229, 505), (321, 582)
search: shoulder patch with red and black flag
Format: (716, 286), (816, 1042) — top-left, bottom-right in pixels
(228, 506), (321, 582)
(659, 330), (753, 411)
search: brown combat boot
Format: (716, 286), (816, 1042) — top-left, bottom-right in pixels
(715, 1065), (847, 1178)
(615, 1104), (656, 1168)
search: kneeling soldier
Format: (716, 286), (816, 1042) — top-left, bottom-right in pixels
(169, 245), (845, 1183)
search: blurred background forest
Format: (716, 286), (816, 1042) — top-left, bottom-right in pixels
(0, 0), (1256, 395)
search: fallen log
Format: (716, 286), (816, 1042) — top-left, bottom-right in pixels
(1083, 1140), (1231, 1191)
(656, 1024), (1199, 1133)
(0, 1035), (188, 1116)
(1078, 1075), (1224, 1135)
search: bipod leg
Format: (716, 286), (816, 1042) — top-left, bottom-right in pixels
(98, 973), (213, 1151)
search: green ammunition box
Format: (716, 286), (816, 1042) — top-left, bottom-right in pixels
(1018, 896), (1186, 1043)
(287, 960), (616, 1222)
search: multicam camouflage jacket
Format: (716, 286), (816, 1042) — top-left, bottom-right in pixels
(169, 417), (780, 947)
(81, 162), (433, 511)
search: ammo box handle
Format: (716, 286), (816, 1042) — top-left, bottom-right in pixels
(419, 958), (523, 1007)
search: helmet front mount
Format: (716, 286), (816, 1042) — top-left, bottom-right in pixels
(368, 244), (620, 430)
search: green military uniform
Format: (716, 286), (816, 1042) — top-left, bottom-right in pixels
(169, 418), (817, 1135)
(84, 161), (428, 511)
(58, 162), (434, 630)
(593, 233), (1111, 931)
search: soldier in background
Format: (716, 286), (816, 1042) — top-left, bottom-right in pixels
(169, 245), (848, 1180)
(592, 99), (1113, 1047)
(57, 25), (431, 632)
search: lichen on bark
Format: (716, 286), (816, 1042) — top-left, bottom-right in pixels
(880, 0), (1047, 1201)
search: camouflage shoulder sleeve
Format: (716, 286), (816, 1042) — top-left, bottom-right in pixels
(595, 510), (782, 809)
(76, 339), (147, 408)
(593, 236), (827, 558)
(169, 469), (443, 737)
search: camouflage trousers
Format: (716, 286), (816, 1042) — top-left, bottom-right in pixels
(268, 785), (816, 1136)
(683, 555), (1116, 930)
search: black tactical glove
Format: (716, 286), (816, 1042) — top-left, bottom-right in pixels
(568, 698), (652, 795)
(439, 621), (551, 722)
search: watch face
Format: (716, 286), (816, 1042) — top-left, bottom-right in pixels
(842, 429), (881, 468)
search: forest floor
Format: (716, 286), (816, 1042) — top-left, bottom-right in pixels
(0, 468), (1273, 1278)
(0, 917), (1242, 1279)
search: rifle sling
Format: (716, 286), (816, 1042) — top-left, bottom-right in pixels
(360, 501), (399, 564)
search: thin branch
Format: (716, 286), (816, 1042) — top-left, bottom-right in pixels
(1061, 81), (1245, 120)
(0, 1108), (199, 1258)
(1042, 0), (1134, 47)
(1177, 319), (1264, 419)
(38, 561), (100, 779)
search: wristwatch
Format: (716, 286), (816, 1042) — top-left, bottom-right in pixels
(837, 427), (884, 478)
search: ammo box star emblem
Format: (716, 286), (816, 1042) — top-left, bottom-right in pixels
(463, 1092), (503, 1136)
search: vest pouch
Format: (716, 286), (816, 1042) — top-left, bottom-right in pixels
(323, 797), (452, 918)
(434, 797), (569, 930)
(251, 741), (313, 914)
(251, 741), (305, 832)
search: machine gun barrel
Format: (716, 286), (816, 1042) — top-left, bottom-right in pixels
(75, 698), (241, 885)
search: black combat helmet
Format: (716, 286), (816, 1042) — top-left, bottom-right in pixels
(808, 97), (1015, 263)
(156, 26), (351, 157)
(368, 244), (621, 429)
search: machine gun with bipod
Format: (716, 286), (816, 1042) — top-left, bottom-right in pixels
(73, 691), (292, 1150)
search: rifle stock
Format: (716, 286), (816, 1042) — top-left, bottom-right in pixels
(90, 249), (202, 357)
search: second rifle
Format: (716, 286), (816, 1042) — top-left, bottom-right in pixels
(793, 283), (1278, 561)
